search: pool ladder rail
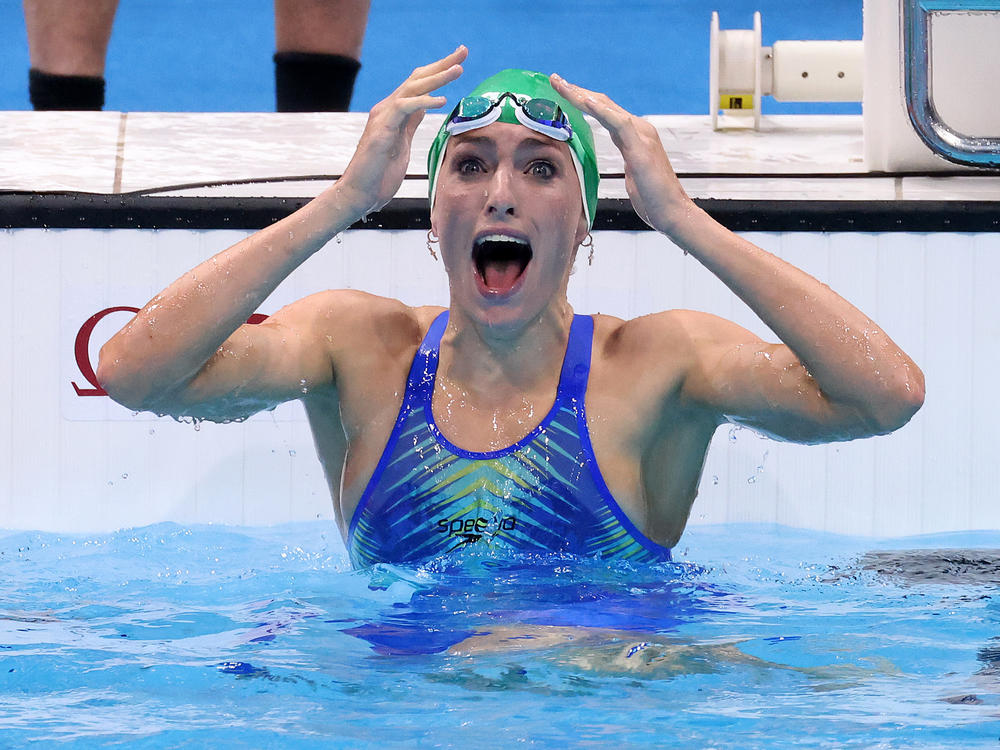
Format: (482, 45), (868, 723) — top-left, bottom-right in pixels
(710, 0), (1000, 168)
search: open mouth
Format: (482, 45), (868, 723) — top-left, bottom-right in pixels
(472, 234), (533, 295)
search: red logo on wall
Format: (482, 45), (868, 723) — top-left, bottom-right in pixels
(72, 307), (269, 397)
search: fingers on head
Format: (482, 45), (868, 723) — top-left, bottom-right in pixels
(588, 92), (627, 121)
(549, 73), (570, 93)
(551, 78), (654, 151)
(388, 94), (444, 120)
(399, 65), (463, 98)
(409, 46), (467, 81)
(554, 81), (626, 126)
(552, 76), (590, 109)
(368, 93), (442, 130)
(398, 94), (447, 116)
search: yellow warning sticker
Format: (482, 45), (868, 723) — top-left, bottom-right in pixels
(720, 95), (754, 110)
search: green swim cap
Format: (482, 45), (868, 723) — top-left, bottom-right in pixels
(427, 69), (599, 229)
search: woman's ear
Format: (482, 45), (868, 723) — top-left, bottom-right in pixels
(429, 198), (439, 241)
(574, 210), (590, 247)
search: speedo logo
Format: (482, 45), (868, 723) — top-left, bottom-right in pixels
(436, 516), (517, 538)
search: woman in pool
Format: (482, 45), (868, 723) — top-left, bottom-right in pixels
(98, 46), (924, 567)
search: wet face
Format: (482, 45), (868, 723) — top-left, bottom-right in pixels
(430, 121), (590, 333)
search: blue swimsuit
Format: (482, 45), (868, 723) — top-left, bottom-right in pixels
(347, 311), (672, 568)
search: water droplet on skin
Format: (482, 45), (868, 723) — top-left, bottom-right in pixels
(335, 233), (344, 245)
(288, 231), (295, 240)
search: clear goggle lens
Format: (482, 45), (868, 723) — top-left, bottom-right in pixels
(446, 92), (572, 142)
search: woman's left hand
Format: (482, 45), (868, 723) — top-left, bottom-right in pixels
(549, 74), (692, 234)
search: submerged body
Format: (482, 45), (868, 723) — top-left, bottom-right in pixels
(97, 47), (924, 564)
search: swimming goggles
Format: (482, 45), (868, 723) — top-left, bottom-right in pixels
(445, 91), (573, 142)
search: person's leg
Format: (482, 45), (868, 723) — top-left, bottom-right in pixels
(273, 0), (370, 112)
(23, 0), (119, 110)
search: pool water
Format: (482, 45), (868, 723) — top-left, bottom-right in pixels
(2, 522), (998, 748)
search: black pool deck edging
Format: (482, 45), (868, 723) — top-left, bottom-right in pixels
(1, 193), (998, 232)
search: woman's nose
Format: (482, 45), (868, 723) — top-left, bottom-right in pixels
(485, 166), (517, 217)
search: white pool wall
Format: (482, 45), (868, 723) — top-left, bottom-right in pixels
(2, 224), (997, 537)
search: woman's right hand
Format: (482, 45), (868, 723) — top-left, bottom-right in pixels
(338, 46), (467, 217)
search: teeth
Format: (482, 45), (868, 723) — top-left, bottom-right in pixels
(475, 234), (528, 246)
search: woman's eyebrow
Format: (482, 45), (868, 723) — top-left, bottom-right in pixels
(451, 134), (495, 150)
(517, 135), (562, 151)
(453, 133), (559, 150)
(453, 134), (491, 146)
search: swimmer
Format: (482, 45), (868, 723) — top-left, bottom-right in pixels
(444, 624), (898, 687)
(97, 47), (924, 567)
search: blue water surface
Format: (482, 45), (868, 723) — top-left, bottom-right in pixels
(1, 522), (998, 748)
(0, 0), (863, 115)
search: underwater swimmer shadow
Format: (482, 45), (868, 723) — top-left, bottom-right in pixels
(339, 555), (729, 657)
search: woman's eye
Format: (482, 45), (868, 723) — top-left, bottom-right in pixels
(528, 161), (556, 178)
(457, 158), (484, 175)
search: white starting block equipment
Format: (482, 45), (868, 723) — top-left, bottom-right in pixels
(711, 0), (1000, 169)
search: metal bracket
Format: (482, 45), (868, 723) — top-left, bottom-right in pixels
(903, 0), (1000, 167)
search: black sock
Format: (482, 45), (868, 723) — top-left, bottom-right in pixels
(29, 68), (106, 111)
(274, 51), (360, 112)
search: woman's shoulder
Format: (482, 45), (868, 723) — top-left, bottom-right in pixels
(591, 308), (741, 376)
(271, 290), (439, 356)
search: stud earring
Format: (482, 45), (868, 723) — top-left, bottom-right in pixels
(426, 229), (439, 261)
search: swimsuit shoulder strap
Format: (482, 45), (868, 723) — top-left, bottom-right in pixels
(408, 309), (449, 405)
(556, 314), (595, 401)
